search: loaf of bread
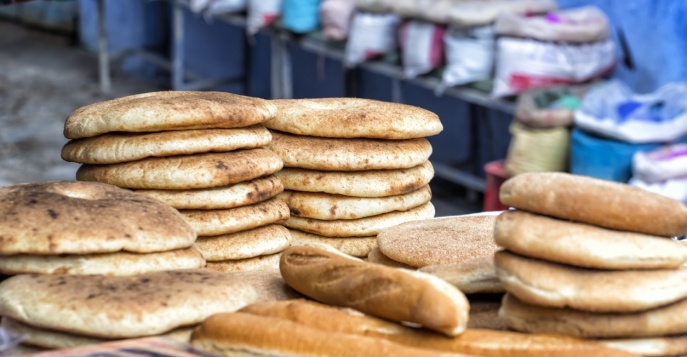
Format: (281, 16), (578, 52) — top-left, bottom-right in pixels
(279, 246), (470, 336)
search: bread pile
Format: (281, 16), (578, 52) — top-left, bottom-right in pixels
(62, 91), (291, 273)
(495, 172), (687, 357)
(264, 98), (442, 257)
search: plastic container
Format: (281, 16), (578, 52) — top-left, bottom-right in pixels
(483, 160), (510, 212)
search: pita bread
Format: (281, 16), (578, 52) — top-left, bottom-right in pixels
(195, 225), (290, 261)
(419, 257), (504, 294)
(64, 91), (277, 139)
(283, 202), (435, 237)
(226, 269), (303, 302)
(277, 161), (434, 197)
(288, 229), (377, 257)
(495, 250), (687, 312)
(267, 131), (432, 170)
(377, 214), (498, 268)
(205, 253), (281, 273)
(62, 125), (272, 164)
(500, 293), (687, 338)
(0, 245), (205, 276)
(135, 175), (284, 210)
(598, 334), (687, 357)
(495, 210), (687, 270)
(265, 98), (443, 139)
(76, 149), (283, 190)
(0, 181), (196, 255)
(180, 198), (289, 236)
(277, 185), (431, 220)
(0, 270), (256, 338)
(366, 247), (414, 269)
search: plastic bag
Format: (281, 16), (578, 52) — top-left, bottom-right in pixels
(320, 0), (357, 41)
(189, 0), (246, 15)
(345, 12), (400, 67)
(440, 25), (495, 88)
(447, 0), (557, 28)
(400, 20), (445, 78)
(633, 144), (687, 183)
(495, 6), (610, 43)
(504, 120), (570, 176)
(282, 0), (322, 34)
(247, 0), (282, 35)
(574, 80), (687, 143)
(492, 37), (615, 98)
(629, 176), (687, 205)
(515, 85), (592, 128)
(0, 326), (24, 357)
(355, 0), (394, 13)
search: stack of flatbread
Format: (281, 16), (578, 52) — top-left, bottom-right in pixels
(264, 98), (442, 257)
(62, 91), (291, 273)
(495, 172), (687, 357)
(0, 181), (204, 276)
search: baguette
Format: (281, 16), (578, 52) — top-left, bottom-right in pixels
(279, 245), (469, 336)
(190, 312), (472, 357)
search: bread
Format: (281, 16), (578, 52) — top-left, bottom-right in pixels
(226, 269), (303, 302)
(195, 225), (290, 261)
(494, 210), (687, 269)
(367, 247), (415, 269)
(205, 253), (281, 273)
(64, 91), (277, 139)
(598, 334), (687, 357)
(499, 172), (687, 237)
(279, 246), (470, 336)
(378, 214), (499, 268)
(276, 161), (434, 197)
(288, 228), (377, 257)
(419, 256), (505, 294)
(466, 299), (507, 331)
(267, 131), (432, 170)
(265, 98), (443, 139)
(76, 149), (283, 190)
(0, 181), (196, 255)
(62, 125), (271, 164)
(494, 250), (687, 312)
(180, 198), (289, 236)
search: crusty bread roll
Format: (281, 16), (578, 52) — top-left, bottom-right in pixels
(190, 312), (470, 357)
(279, 246), (470, 336)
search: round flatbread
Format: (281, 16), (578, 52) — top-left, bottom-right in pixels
(599, 334), (687, 357)
(135, 175), (284, 210)
(366, 247), (414, 269)
(195, 225), (291, 261)
(180, 198), (289, 236)
(277, 161), (434, 198)
(267, 131), (432, 170)
(0, 270), (257, 339)
(62, 125), (272, 164)
(64, 91), (277, 139)
(377, 214), (498, 268)
(226, 269), (303, 303)
(205, 254), (281, 273)
(500, 293), (687, 338)
(0, 245), (205, 276)
(419, 256), (504, 294)
(283, 202), (435, 237)
(495, 250), (687, 313)
(288, 229), (377, 258)
(0, 181), (196, 255)
(76, 149), (283, 190)
(277, 186), (431, 220)
(265, 98), (443, 139)
(494, 210), (687, 270)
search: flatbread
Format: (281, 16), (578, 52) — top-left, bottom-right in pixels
(495, 210), (687, 270)
(377, 214), (498, 268)
(135, 175), (284, 210)
(0, 181), (196, 255)
(267, 131), (432, 170)
(288, 229), (377, 257)
(283, 202), (435, 237)
(495, 250), (687, 312)
(195, 225), (290, 261)
(0, 245), (205, 276)
(64, 91), (277, 139)
(598, 334), (687, 357)
(62, 125), (272, 164)
(277, 185), (432, 220)
(366, 247), (414, 269)
(225, 269), (303, 302)
(0, 270), (257, 338)
(500, 293), (687, 338)
(180, 198), (289, 236)
(419, 256), (504, 294)
(265, 98), (443, 139)
(276, 161), (434, 197)
(76, 149), (283, 190)
(205, 253), (281, 273)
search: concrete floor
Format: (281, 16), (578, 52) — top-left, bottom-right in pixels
(0, 21), (481, 217)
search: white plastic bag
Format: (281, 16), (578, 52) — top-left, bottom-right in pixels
(189, 0), (246, 15)
(345, 12), (400, 67)
(575, 80), (687, 143)
(630, 176), (687, 205)
(320, 0), (357, 41)
(448, 0), (558, 28)
(495, 6), (610, 43)
(633, 144), (687, 183)
(492, 37), (615, 98)
(400, 20), (445, 78)
(247, 0), (282, 35)
(440, 25), (495, 88)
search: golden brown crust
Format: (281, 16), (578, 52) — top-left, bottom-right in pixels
(180, 198), (290, 236)
(195, 225), (290, 261)
(287, 229), (377, 257)
(205, 253), (282, 273)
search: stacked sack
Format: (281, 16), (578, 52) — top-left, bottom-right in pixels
(495, 172), (687, 357)
(264, 98), (441, 257)
(61, 91), (290, 273)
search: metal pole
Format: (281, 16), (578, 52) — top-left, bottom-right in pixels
(96, 0), (111, 93)
(172, 0), (184, 90)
